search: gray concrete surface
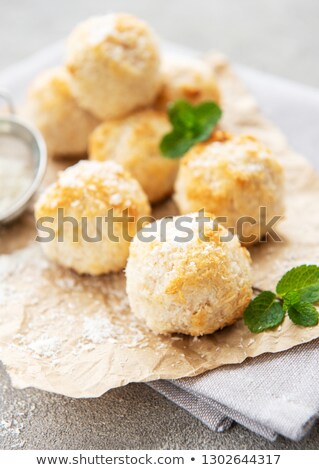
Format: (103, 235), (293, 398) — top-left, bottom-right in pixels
(1, 0), (319, 450)
(1, 365), (319, 450)
(1, 0), (319, 87)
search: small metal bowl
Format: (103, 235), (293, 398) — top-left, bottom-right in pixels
(0, 91), (47, 224)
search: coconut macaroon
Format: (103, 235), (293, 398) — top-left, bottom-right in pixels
(35, 160), (150, 275)
(26, 67), (99, 158)
(126, 213), (252, 336)
(89, 109), (179, 204)
(156, 56), (220, 109)
(174, 135), (284, 244)
(66, 13), (161, 120)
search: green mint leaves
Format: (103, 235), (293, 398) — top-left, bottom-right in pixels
(244, 265), (319, 333)
(160, 100), (222, 158)
(287, 302), (318, 326)
(243, 291), (285, 333)
(276, 265), (319, 303)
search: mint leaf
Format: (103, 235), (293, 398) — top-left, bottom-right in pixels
(288, 302), (319, 327)
(276, 265), (319, 303)
(282, 291), (301, 310)
(168, 101), (196, 131)
(194, 102), (222, 137)
(300, 284), (319, 303)
(160, 131), (196, 158)
(160, 100), (222, 158)
(244, 291), (285, 333)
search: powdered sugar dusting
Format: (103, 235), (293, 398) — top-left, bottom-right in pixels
(27, 335), (62, 358)
(0, 136), (34, 215)
(84, 14), (155, 69)
(83, 315), (123, 344)
(0, 243), (170, 374)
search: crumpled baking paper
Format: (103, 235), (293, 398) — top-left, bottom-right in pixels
(0, 53), (318, 398)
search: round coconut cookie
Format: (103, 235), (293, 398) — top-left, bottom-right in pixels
(66, 13), (161, 120)
(35, 160), (150, 275)
(26, 67), (99, 158)
(156, 56), (220, 109)
(174, 135), (284, 244)
(126, 212), (252, 336)
(89, 109), (179, 204)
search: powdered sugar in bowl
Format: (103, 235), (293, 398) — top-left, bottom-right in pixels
(0, 90), (47, 224)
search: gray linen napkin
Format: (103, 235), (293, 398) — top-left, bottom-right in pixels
(149, 338), (319, 441)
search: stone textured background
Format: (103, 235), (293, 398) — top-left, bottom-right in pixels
(1, 0), (319, 87)
(0, 0), (318, 450)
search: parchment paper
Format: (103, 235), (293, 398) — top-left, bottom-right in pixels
(0, 53), (318, 398)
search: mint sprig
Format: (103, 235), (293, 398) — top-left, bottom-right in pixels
(160, 100), (222, 158)
(276, 265), (319, 303)
(244, 265), (319, 333)
(288, 302), (318, 326)
(243, 291), (285, 333)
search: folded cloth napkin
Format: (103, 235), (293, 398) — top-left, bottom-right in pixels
(2, 40), (319, 443)
(150, 338), (319, 441)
